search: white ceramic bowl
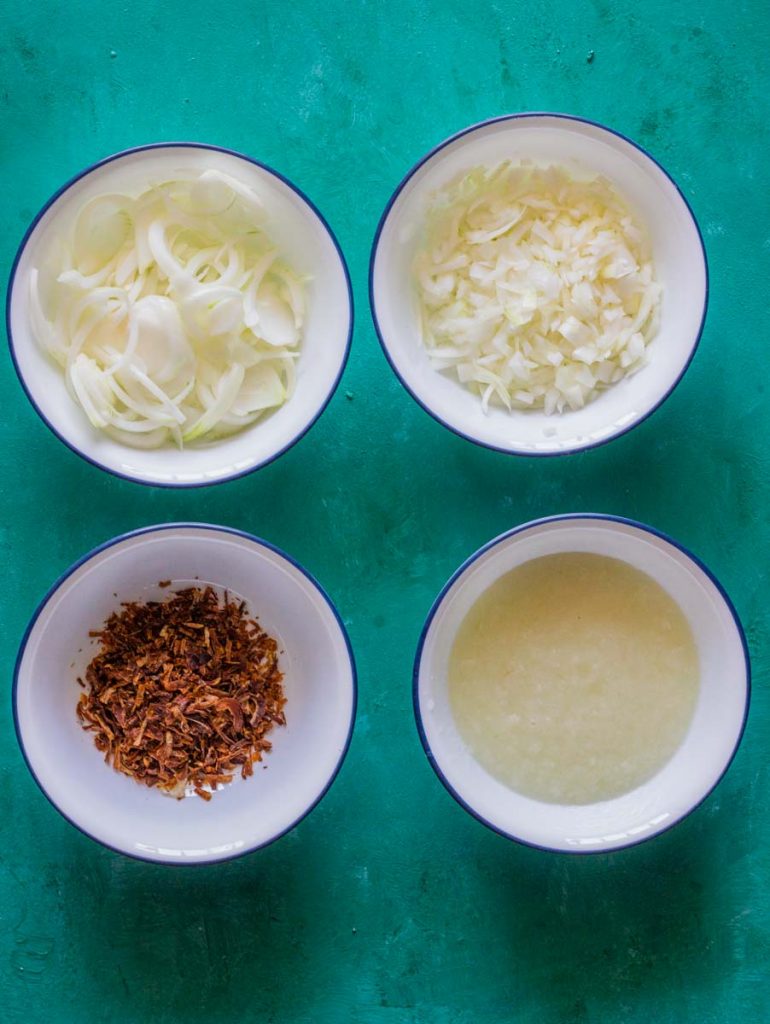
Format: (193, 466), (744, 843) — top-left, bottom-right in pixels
(415, 515), (749, 853)
(370, 113), (708, 455)
(14, 524), (356, 864)
(7, 143), (353, 487)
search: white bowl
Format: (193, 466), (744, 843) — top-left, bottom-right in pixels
(14, 524), (357, 864)
(7, 143), (353, 487)
(370, 113), (708, 455)
(414, 515), (749, 853)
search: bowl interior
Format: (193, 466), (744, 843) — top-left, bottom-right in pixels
(9, 145), (352, 485)
(416, 518), (747, 852)
(15, 526), (355, 863)
(372, 115), (707, 454)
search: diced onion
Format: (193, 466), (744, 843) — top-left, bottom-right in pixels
(414, 162), (662, 414)
(30, 170), (306, 447)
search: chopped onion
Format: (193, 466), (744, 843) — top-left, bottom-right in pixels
(30, 171), (306, 447)
(414, 162), (662, 414)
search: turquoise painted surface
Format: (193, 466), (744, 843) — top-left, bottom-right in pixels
(1, 1), (768, 1020)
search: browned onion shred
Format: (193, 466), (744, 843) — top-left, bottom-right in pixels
(76, 586), (286, 799)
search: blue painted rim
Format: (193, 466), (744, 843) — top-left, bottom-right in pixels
(369, 112), (710, 457)
(413, 513), (751, 854)
(6, 142), (355, 489)
(13, 523), (358, 866)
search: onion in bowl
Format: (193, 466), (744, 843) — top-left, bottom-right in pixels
(30, 169), (306, 448)
(414, 161), (661, 415)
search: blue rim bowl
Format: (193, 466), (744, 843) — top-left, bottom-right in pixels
(370, 112), (708, 457)
(7, 142), (354, 488)
(14, 523), (358, 865)
(413, 514), (750, 854)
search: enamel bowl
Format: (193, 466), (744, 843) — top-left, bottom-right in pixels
(370, 113), (707, 456)
(414, 515), (749, 853)
(7, 143), (353, 487)
(14, 524), (357, 864)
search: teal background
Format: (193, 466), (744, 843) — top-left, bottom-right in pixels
(1, 1), (768, 1020)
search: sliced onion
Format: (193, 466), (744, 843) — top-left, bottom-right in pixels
(183, 362), (245, 442)
(29, 170), (306, 446)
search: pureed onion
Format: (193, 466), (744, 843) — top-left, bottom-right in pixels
(29, 169), (306, 447)
(414, 162), (662, 415)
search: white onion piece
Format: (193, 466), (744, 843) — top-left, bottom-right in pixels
(183, 362), (245, 442)
(73, 195), (133, 274)
(29, 170), (306, 446)
(198, 169), (265, 223)
(130, 296), (195, 385)
(414, 162), (662, 414)
(249, 282), (298, 347)
(29, 270), (67, 366)
(189, 175), (236, 216)
(230, 364), (285, 416)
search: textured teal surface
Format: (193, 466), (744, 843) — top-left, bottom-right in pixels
(1, 1), (769, 1021)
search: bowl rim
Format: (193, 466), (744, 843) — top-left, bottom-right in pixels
(413, 512), (751, 854)
(6, 141), (355, 489)
(13, 522), (358, 866)
(369, 111), (709, 457)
